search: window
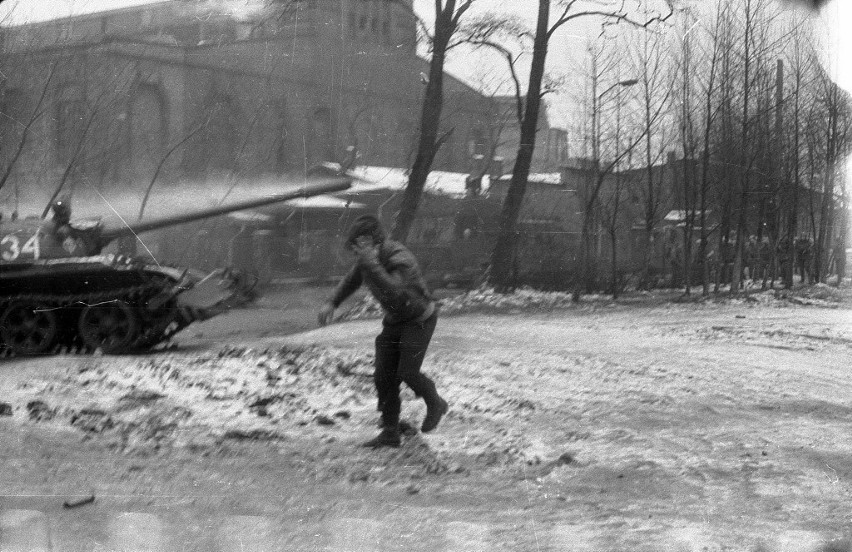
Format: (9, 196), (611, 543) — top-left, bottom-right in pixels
(203, 95), (239, 174)
(0, 88), (24, 139)
(310, 107), (334, 163)
(274, 98), (291, 171)
(468, 128), (486, 157)
(129, 85), (167, 180)
(56, 98), (84, 164)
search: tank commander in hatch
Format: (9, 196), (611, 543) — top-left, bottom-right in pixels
(45, 198), (84, 255)
(47, 199), (72, 236)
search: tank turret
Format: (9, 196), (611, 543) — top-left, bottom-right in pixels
(1, 177), (350, 262)
(0, 176), (351, 356)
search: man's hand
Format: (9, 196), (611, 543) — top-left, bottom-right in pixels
(318, 302), (335, 327)
(351, 236), (379, 264)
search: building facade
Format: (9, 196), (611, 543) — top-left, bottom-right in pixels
(488, 95), (569, 176)
(0, 0), (496, 209)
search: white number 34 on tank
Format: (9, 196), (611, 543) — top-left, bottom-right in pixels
(1, 231), (41, 261)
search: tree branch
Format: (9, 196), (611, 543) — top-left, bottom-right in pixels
(452, 0), (477, 25)
(0, 63), (56, 192)
(465, 38), (525, 124)
(435, 126), (456, 149)
(137, 117), (210, 221)
(548, 1), (674, 40)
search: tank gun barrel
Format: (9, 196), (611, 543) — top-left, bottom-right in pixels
(99, 177), (351, 245)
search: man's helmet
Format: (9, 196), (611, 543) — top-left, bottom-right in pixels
(52, 199), (71, 224)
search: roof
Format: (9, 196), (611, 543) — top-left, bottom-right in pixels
(664, 210), (712, 222)
(347, 166), (488, 197)
(493, 173), (562, 186)
(226, 194), (369, 221)
(285, 196), (368, 210)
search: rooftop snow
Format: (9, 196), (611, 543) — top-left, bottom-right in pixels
(493, 173), (563, 186)
(347, 166), (488, 197)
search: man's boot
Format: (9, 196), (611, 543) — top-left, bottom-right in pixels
(362, 426), (401, 448)
(378, 417), (416, 435)
(421, 396), (448, 433)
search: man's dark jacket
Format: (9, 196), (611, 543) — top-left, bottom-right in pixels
(330, 239), (435, 324)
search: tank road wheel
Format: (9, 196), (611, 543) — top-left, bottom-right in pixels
(0, 302), (59, 356)
(78, 300), (139, 354)
(133, 303), (180, 352)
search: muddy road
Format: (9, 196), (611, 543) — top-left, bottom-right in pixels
(1, 287), (851, 551)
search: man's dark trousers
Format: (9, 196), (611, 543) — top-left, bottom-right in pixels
(374, 311), (439, 427)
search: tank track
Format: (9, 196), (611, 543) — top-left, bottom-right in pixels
(0, 278), (192, 358)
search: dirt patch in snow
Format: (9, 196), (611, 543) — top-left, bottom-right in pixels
(4, 296), (852, 548)
(4, 344), (552, 487)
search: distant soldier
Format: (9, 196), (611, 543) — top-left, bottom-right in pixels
(795, 236), (813, 284)
(667, 241), (684, 288)
(722, 237), (735, 284)
(318, 215), (448, 448)
(744, 236), (758, 284)
(776, 236), (791, 287)
(757, 236), (772, 286)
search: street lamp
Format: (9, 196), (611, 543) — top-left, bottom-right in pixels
(599, 78), (639, 101)
(588, 77), (638, 260)
(592, 78), (638, 166)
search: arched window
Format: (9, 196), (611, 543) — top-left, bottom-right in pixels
(468, 128), (486, 157)
(274, 98), (292, 172)
(129, 84), (167, 182)
(54, 84), (84, 165)
(0, 88), (25, 148)
(310, 107), (333, 164)
(395, 118), (414, 166)
(203, 94), (239, 174)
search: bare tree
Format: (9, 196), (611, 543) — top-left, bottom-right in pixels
(390, 0), (478, 243)
(626, 20), (675, 291)
(597, 81), (635, 299)
(572, 38), (644, 296)
(694, 0), (729, 295)
(462, 27), (528, 185)
(488, 0), (673, 292)
(676, 7), (702, 296)
(811, 67), (851, 282)
(137, 118), (211, 221)
(600, 170), (630, 298)
(780, 19), (812, 288)
(729, 0), (786, 295)
(0, 64), (56, 195)
(42, 60), (137, 217)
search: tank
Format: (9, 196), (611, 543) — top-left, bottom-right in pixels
(0, 177), (351, 355)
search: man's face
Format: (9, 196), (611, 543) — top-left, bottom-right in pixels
(350, 235), (376, 255)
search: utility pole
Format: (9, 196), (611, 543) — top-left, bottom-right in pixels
(775, 58), (795, 288)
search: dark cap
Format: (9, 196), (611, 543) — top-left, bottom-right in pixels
(346, 214), (385, 247)
(52, 199), (71, 223)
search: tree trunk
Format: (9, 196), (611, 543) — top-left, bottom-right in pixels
(610, 230), (619, 299)
(731, 0), (753, 297)
(699, 125), (712, 296)
(390, 6), (454, 243)
(836, 194), (848, 285)
(488, 0), (550, 291)
(640, 105), (656, 290)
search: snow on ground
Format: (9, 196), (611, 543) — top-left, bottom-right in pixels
(3, 285), (852, 549)
(341, 282), (849, 321)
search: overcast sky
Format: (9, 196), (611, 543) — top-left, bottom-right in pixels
(0, 0), (848, 130)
